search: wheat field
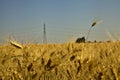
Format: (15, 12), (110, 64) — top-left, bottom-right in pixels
(0, 42), (120, 80)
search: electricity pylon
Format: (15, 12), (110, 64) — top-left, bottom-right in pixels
(43, 23), (47, 44)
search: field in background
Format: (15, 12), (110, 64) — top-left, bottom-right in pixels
(0, 42), (120, 80)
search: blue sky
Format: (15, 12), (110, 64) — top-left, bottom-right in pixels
(0, 0), (120, 43)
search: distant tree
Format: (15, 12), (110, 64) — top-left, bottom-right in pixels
(75, 37), (85, 43)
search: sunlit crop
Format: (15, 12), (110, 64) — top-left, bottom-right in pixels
(0, 42), (120, 80)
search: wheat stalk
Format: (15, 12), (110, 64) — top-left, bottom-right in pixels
(9, 40), (23, 49)
(86, 19), (102, 41)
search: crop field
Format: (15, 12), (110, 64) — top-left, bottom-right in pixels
(0, 42), (120, 80)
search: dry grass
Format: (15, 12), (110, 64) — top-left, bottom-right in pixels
(0, 42), (120, 80)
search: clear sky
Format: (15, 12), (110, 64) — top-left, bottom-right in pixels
(0, 0), (120, 43)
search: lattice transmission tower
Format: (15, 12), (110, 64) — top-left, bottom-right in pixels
(43, 23), (47, 44)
